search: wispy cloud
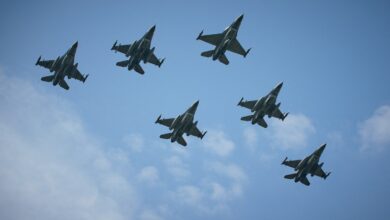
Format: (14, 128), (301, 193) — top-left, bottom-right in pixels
(123, 133), (145, 152)
(0, 72), (136, 220)
(264, 114), (315, 150)
(164, 156), (190, 180)
(359, 105), (390, 152)
(137, 166), (160, 186)
(243, 127), (258, 150)
(203, 130), (235, 157)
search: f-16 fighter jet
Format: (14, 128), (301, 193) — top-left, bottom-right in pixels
(35, 42), (89, 90)
(155, 101), (207, 147)
(111, 25), (165, 75)
(282, 144), (331, 186)
(237, 82), (288, 128)
(196, 14), (251, 65)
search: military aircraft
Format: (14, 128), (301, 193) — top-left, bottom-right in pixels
(35, 42), (89, 90)
(155, 101), (207, 147)
(237, 82), (289, 128)
(196, 14), (251, 65)
(282, 144), (331, 186)
(111, 25), (165, 75)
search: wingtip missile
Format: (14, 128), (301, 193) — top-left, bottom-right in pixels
(325, 172), (331, 179)
(111, 40), (118, 51)
(237, 97), (244, 106)
(197, 30), (204, 40)
(35, 56), (41, 65)
(83, 74), (89, 83)
(201, 131), (207, 139)
(155, 115), (162, 124)
(282, 157), (288, 165)
(283, 112), (289, 121)
(159, 58), (165, 67)
(244, 48), (251, 57)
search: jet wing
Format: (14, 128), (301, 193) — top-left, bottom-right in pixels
(187, 124), (205, 139)
(147, 53), (163, 67)
(269, 107), (285, 120)
(227, 38), (247, 56)
(112, 44), (131, 55)
(36, 59), (54, 69)
(282, 159), (301, 169)
(198, 33), (224, 46)
(238, 97), (261, 110)
(156, 116), (174, 128)
(70, 68), (88, 82)
(312, 167), (328, 179)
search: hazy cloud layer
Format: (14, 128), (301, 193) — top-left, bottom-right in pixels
(359, 105), (390, 152)
(264, 114), (315, 150)
(0, 73), (137, 220)
(203, 130), (235, 157)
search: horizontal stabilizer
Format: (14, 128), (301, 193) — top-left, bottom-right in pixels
(284, 173), (297, 179)
(116, 60), (129, 67)
(201, 50), (214, 57)
(177, 136), (187, 147)
(134, 64), (145, 75)
(59, 79), (69, 90)
(41, 75), (55, 82)
(160, 133), (172, 139)
(218, 54), (229, 65)
(241, 115), (253, 121)
(300, 177), (310, 186)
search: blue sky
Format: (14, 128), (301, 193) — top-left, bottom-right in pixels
(0, 0), (390, 220)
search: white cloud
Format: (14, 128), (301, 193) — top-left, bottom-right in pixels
(0, 72), (136, 220)
(137, 166), (160, 186)
(123, 133), (144, 152)
(139, 209), (164, 220)
(175, 185), (204, 206)
(209, 162), (247, 183)
(359, 105), (390, 152)
(164, 156), (190, 180)
(265, 114), (315, 150)
(203, 130), (235, 157)
(171, 161), (247, 214)
(243, 127), (258, 150)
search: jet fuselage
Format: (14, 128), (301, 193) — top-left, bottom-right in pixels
(170, 112), (194, 142)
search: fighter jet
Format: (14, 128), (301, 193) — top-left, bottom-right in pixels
(35, 41), (89, 90)
(282, 144), (331, 186)
(196, 14), (251, 65)
(111, 25), (165, 75)
(237, 82), (289, 128)
(155, 101), (207, 147)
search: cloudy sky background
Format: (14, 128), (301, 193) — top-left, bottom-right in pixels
(0, 0), (390, 220)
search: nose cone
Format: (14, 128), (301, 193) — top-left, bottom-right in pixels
(144, 25), (156, 40)
(236, 14), (244, 23)
(150, 25), (156, 32)
(72, 41), (78, 48)
(187, 100), (199, 114)
(232, 14), (244, 28)
(315, 144), (327, 156)
(271, 82), (283, 96)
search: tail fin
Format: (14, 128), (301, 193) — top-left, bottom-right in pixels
(58, 79), (69, 90)
(177, 136), (187, 147)
(116, 60), (129, 67)
(218, 54), (229, 65)
(160, 133), (172, 139)
(201, 50), (214, 57)
(284, 173), (297, 179)
(134, 64), (145, 75)
(41, 75), (55, 82)
(241, 115), (253, 121)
